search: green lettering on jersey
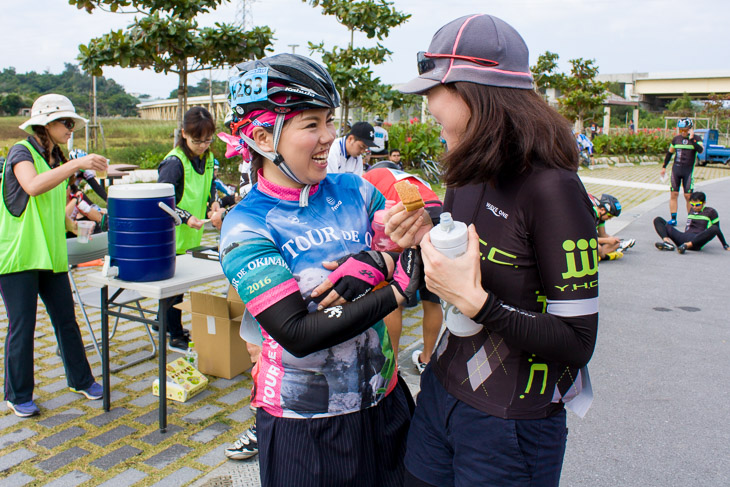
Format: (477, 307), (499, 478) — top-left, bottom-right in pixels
(561, 238), (598, 279)
(520, 355), (548, 398)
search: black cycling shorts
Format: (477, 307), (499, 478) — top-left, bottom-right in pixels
(670, 165), (694, 193)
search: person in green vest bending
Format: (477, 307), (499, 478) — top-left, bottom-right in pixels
(0, 94), (108, 418)
(157, 106), (219, 352)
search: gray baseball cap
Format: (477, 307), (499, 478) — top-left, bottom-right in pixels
(399, 14), (533, 94)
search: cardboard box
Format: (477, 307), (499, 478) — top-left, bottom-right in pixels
(152, 357), (208, 402)
(175, 288), (252, 379)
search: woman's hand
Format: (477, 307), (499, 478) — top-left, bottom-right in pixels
(421, 224), (488, 319)
(73, 153), (108, 174)
(187, 216), (205, 230)
(384, 202), (433, 249)
(210, 208), (227, 230)
(311, 251), (395, 310)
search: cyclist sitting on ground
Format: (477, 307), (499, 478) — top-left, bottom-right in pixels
(660, 118), (703, 226)
(589, 193), (635, 261)
(653, 191), (729, 253)
(575, 130), (595, 167)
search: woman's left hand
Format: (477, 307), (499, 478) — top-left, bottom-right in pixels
(421, 224), (488, 319)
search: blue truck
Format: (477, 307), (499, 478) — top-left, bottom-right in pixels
(693, 129), (730, 166)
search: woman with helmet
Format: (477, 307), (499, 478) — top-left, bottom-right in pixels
(383, 15), (599, 486)
(156, 106), (221, 351)
(0, 94), (107, 417)
(219, 53), (418, 486)
(661, 118), (704, 226)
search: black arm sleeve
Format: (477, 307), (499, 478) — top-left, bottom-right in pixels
(85, 175), (108, 201)
(157, 156), (185, 204)
(692, 137), (704, 154)
(255, 286), (399, 358)
(663, 151), (672, 167)
(472, 294), (598, 368)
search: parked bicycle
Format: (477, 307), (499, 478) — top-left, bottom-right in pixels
(415, 152), (441, 186)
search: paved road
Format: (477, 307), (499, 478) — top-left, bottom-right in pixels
(195, 175), (730, 487)
(562, 176), (730, 487)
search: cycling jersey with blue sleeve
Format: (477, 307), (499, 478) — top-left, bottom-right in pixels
(220, 172), (396, 419)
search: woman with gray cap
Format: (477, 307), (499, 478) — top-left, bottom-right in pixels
(0, 94), (107, 417)
(385, 14), (599, 486)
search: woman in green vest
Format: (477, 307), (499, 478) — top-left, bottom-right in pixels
(157, 106), (218, 352)
(0, 94), (108, 417)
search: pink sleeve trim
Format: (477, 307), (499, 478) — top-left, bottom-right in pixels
(247, 279), (301, 315)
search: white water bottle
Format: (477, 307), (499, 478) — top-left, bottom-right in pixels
(429, 213), (482, 337)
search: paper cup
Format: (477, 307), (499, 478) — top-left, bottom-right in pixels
(76, 220), (95, 243)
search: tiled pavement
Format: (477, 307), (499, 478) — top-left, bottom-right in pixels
(1, 162), (729, 486)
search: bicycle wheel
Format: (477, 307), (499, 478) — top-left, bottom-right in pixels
(420, 159), (440, 185)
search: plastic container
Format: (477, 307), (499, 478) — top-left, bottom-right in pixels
(371, 200), (399, 251)
(107, 183), (177, 282)
(76, 220), (95, 244)
(429, 212), (482, 337)
(185, 341), (199, 369)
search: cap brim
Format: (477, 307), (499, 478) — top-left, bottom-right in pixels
(362, 139), (378, 148)
(397, 76), (440, 95)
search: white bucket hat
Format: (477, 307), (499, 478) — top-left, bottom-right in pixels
(19, 94), (88, 132)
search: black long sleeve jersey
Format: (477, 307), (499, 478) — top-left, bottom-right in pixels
(431, 164), (599, 419)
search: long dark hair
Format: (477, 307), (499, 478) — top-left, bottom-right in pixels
(440, 83), (577, 187)
(178, 107), (216, 160)
(31, 125), (67, 166)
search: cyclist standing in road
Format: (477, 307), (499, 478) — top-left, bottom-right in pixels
(661, 118), (704, 226)
(653, 191), (729, 253)
(220, 53), (419, 487)
(386, 14), (598, 486)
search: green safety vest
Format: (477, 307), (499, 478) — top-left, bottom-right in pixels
(0, 140), (68, 274)
(165, 147), (214, 254)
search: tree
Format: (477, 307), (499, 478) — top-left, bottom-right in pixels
(530, 51), (564, 96)
(71, 0), (274, 139)
(665, 93), (695, 117)
(0, 93), (26, 116)
(170, 78), (227, 99)
(304, 0), (410, 127)
(701, 93), (730, 132)
(558, 58), (607, 132)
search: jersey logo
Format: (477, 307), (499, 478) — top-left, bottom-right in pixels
(561, 238), (598, 279)
(485, 202), (509, 219)
(324, 305), (343, 318)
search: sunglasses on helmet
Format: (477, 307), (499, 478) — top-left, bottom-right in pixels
(56, 118), (75, 130)
(417, 51), (499, 75)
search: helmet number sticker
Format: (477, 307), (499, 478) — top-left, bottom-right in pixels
(230, 67), (268, 106)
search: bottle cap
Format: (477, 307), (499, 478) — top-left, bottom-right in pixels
(429, 212), (468, 257)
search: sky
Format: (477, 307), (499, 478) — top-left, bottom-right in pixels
(3, 0), (730, 100)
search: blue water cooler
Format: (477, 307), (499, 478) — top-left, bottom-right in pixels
(107, 183), (178, 282)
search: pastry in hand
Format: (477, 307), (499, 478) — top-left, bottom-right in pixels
(393, 180), (425, 212)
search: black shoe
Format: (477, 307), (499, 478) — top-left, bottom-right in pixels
(655, 241), (675, 251)
(168, 333), (190, 352)
(677, 243), (688, 254)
